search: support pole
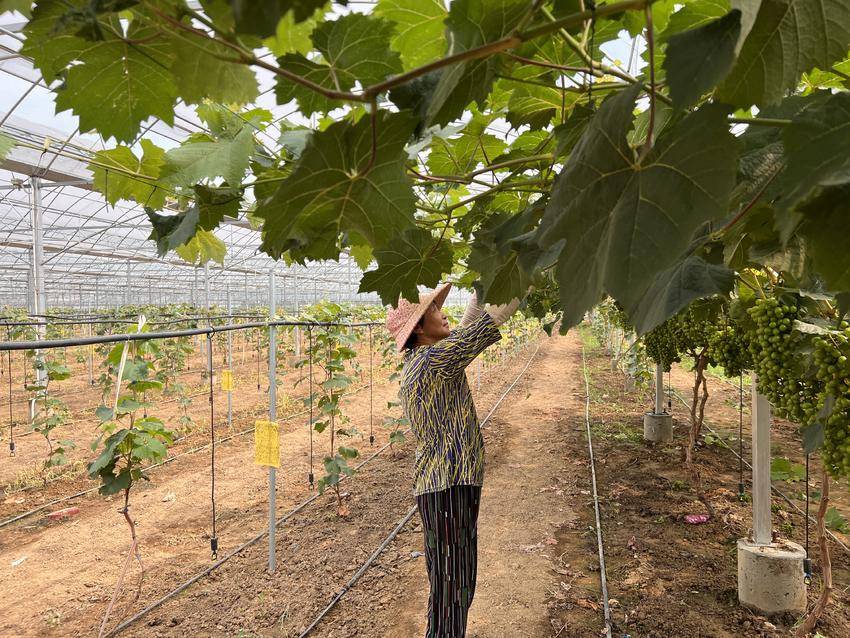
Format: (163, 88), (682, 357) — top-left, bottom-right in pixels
(29, 176), (46, 422)
(293, 275), (301, 358)
(751, 373), (772, 545)
(655, 362), (664, 414)
(125, 262), (131, 306)
(738, 373), (806, 614)
(268, 269), (277, 573)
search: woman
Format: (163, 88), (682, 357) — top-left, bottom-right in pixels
(385, 283), (523, 637)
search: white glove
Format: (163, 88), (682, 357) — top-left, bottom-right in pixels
(458, 290), (486, 328)
(485, 297), (521, 327)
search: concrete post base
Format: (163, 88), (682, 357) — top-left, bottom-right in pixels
(737, 538), (807, 615)
(643, 412), (672, 443)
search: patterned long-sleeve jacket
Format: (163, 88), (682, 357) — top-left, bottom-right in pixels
(400, 312), (502, 496)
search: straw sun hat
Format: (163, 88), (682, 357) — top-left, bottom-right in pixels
(386, 283), (452, 352)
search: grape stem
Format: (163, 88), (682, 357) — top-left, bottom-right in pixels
(794, 466), (832, 637)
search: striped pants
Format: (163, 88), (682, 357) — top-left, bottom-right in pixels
(415, 485), (482, 638)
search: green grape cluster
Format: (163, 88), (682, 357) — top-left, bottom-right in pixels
(745, 297), (817, 425)
(814, 331), (850, 478)
(643, 318), (683, 371)
(676, 304), (718, 361)
(708, 325), (752, 378)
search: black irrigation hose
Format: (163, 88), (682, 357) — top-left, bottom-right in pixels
(670, 388), (850, 555)
(298, 340), (541, 637)
(298, 505), (419, 638)
(0, 320), (382, 352)
(0, 382), (376, 529)
(580, 343), (613, 638)
(0, 314), (268, 328)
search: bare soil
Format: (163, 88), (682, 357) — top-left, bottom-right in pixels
(3, 329), (849, 637)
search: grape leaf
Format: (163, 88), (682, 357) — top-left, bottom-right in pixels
(359, 228), (452, 304)
(717, 0), (850, 107)
(468, 204), (546, 305)
(530, 85), (737, 332)
(256, 110), (418, 262)
(263, 7), (319, 56)
(779, 92), (850, 213)
(147, 207), (202, 257)
(228, 0), (327, 36)
(160, 127), (254, 188)
(627, 255), (736, 335)
(797, 185), (850, 292)
(425, 0), (529, 126)
(89, 139), (166, 209)
(275, 14), (402, 115)
(0, 132), (14, 161)
(175, 229), (226, 265)
(194, 185), (242, 228)
(374, 0), (447, 70)
(0, 0), (32, 16)
(169, 33), (259, 106)
(662, 0), (730, 38)
(506, 83), (573, 129)
(22, 1), (99, 80)
(51, 21), (177, 143)
(427, 115), (507, 176)
(349, 243), (374, 270)
(664, 10), (741, 109)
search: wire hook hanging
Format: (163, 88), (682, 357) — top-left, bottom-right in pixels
(207, 330), (218, 560)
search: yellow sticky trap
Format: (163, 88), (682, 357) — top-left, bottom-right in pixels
(254, 420), (280, 468)
(220, 369), (234, 392)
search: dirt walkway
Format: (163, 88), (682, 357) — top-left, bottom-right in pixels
(286, 331), (605, 638)
(380, 331), (594, 637)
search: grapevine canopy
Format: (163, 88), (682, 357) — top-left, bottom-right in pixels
(0, 0), (848, 331)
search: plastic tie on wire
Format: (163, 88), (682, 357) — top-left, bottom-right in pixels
(737, 482), (746, 502)
(803, 558), (812, 585)
(369, 434), (374, 446)
(9, 441), (15, 456)
(211, 537), (219, 560)
(308, 472), (315, 489)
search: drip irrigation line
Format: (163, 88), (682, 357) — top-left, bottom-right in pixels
(298, 504), (419, 638)
(580, 343), (613, 638)
(0, 382), (376, 529)
(670, 389), (850, 556)
(0, 320), (382, 352)
(298, 340), (541, 637)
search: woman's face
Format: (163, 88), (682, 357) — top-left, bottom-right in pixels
(415, 301), (450, 344)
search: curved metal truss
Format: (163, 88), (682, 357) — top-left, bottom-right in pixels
(0, 7), (472, 312)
